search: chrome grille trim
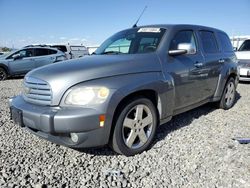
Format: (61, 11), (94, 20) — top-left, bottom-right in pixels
(23, 77), (52, 106)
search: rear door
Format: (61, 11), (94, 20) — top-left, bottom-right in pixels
(197, 30), (223, 96)
(7, 49), (35, 75)
(34, 48), (56, 68)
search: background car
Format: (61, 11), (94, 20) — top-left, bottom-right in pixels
(235, 39), (250, 81)
(51, 44), (89, 59)
(0, 45), (66, 80)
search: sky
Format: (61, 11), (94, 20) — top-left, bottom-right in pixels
(0, 0), (249, 49)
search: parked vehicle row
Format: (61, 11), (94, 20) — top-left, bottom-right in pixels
(9, 24), (239, 156)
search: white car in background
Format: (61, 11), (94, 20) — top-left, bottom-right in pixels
(235, 39), (250, 81)
(51, 44), (89, 59)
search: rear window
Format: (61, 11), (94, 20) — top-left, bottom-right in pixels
(218, 32), (233, 52)
(199, 31), (219, 53)
(52, 45), (67, 52)
(35, 48), (49, 56)
(70, 46), (87, 51)
(238, 40), (250, 51)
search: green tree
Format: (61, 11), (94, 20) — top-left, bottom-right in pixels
(2, 47), (11, 52)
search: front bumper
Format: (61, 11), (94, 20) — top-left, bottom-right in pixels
(9, 95), (109, 148)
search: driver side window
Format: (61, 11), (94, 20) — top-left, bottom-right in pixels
(9, 49), (34, 59)
(170, 30), (197, 54)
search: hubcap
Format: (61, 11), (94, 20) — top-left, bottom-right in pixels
(225, 82), (235, 106)
(122, 104), (153, 149)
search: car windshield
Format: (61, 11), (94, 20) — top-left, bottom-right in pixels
(238, 40), (250, 51)
(95, 27), (166, 55)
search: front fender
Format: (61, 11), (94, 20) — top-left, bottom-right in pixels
(78, 72), (175, 144)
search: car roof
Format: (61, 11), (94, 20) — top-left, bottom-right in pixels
(23, 46), (60, 51)
(137, 24), (226, 34)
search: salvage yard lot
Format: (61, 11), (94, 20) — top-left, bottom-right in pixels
(0, 79), (250, 188)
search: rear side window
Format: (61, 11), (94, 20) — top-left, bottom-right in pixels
(217, 32), (233, 52)
(48, 49), (57, 54)
(199, 31), (219, 53)
(35, 48), (49, 56)
(169, 30), (197, 54)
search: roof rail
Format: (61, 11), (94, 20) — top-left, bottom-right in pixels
(24, 44), (52, 48)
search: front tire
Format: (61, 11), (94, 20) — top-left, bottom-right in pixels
(111, 97), (158, 156)
(218, 77), (236, 110)
(0, 67), (7, 81)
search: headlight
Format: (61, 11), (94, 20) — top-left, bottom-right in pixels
(65, 87), (110, 106)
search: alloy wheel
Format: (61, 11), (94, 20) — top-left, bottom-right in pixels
(122, 104), (153, 149)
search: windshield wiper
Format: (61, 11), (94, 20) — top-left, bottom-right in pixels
(101, 51), (123, 55)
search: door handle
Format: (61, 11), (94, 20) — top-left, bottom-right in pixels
(218, 59), (225, 63)
(194, 62), (203, 67)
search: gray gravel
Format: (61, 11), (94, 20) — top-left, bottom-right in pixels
(0, 79), (250, 188)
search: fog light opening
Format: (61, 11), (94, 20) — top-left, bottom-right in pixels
(70, 133), (79, 143)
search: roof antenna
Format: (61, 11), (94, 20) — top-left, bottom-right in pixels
(133, 6), (147, 28)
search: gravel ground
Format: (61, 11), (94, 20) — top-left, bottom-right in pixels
(0, 79), (249, 188)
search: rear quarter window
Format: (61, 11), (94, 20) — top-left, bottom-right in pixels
(35, 48), (49, 56)
(217, 32), (233, 52)
(199, 31), (219, 53)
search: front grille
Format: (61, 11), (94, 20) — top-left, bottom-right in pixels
(23, 77), (52, 106)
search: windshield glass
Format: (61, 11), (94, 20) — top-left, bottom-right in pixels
(238, 40), (250, 51)
(95, 27), (166, 55)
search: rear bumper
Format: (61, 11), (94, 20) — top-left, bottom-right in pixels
(9, 95), (109, 148)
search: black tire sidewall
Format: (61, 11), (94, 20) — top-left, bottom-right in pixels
(0, 68), (7, 81)
(112, 98), (158, 156)
(220, 78), (236, 110)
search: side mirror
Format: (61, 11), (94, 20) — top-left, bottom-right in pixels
(178, 43), (196, 54)
(168, 49), (187, 56)
(168, 43), (196, 56)
(233, 47), (238, 51)
(13, 54), (21, 60)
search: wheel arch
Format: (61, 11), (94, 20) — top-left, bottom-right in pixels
(213, 65), (238, 101)
(0, 64), (9, 74)
(108, 89), (162, 143)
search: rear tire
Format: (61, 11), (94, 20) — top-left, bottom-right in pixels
(218, 77), (236, 110)
(111, 97), (158, 156)
(0, 67), (7, 81)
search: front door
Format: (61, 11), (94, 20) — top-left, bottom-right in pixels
(163, 30), (208, 110)
(8, 49), (35, 75)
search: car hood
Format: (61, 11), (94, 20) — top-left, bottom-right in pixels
(26, 54), (161, 105)
(235, 51), (250, 60)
